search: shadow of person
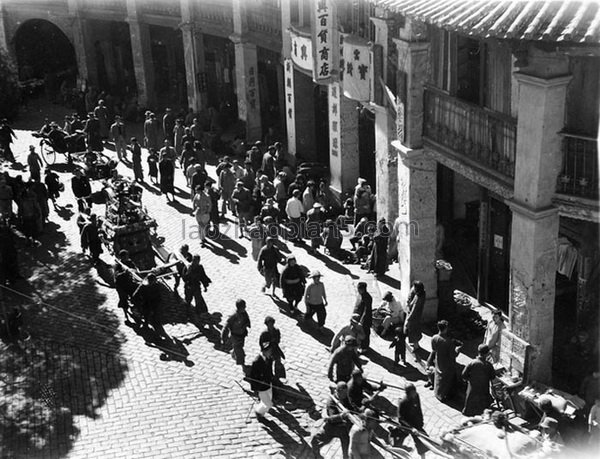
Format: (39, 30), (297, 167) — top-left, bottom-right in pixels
(311, 250), (359, 279)
(167, 198), (193, 214)
(139, 180), (161, 195)
(207, 229), (248, 258)
(173, 186), (191, 200)
(365, 349), (428, 382)
(256, 416), (303, 451)
(271, 406), (312, 439)
(202, 239), (240, 264)
(374, 273), (401, 290)
(297, 319), (334, 348)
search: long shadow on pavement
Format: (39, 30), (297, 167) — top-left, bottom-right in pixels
(365, 349), (428, 382)
(311, 250), (359, 279)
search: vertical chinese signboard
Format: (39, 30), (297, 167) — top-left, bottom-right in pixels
(313, 0), (333, 83)
(329, 81), (342, 191)
(284, 58), (296, 155)
(342, 36), (371, 102)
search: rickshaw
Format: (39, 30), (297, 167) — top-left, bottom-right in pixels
(32, 129), (87, 165)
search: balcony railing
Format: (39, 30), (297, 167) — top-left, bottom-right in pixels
(423, 86), (517, 179)
(247, 6), (281, 37)
(196, 3), (234, 28)
(556, 133), (599, 200)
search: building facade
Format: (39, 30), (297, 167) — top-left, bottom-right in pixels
(0, 0), (598, 389)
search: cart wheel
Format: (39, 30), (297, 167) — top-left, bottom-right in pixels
(40, 140), (56, 165)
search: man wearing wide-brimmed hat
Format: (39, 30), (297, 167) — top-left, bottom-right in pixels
(304, 270), (328, 328)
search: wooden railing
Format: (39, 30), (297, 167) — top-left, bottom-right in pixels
(556, 132), (599, 199)
(196, 3), (234, 28)
(140, 0), (181, 17)
(247, 8), (281, 37)
(423, 86), (517, 179)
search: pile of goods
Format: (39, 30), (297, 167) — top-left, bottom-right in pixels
(102, 179), (157, 270)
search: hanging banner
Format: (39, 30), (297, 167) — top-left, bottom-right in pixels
(290, 28), (313, 74)
(342, 36), (371, 102)
(284, 58), (296, 155)
(313, 0), (333, 83)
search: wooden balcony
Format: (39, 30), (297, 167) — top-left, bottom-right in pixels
(247, 2), (281, 37)
(423, 86), (517, 180)
(556, 132), (599, 200)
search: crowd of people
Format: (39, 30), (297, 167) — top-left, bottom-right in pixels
(1, 91), (597, 459)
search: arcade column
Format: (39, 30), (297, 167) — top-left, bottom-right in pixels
(127, 19), (155, 109)
(508, 70), (571, 383)
(373, 104), (398, 224)
(67, 0), (97, 86)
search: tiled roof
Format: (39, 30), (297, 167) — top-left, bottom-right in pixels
(371, 0), (600, 44)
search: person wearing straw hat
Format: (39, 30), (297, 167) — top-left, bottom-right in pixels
(304, 270), (328, 328)
(306, 202), (325, 253)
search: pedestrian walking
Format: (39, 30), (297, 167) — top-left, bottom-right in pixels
(173, 118), (184, 155)
(162, 108), (175, 143)
(182, 254), (212, 315)
(144, 113), (159, 151)
(394, 383), (428, 459)
(84, 111), (103, 151)
(19, 186), (41, 246)
(405, 280), (426, 351)
(159, 140), (176, 202)
(259, 316), (286, 383)
(173, 244), (193, 294)
(147, 148), (159, 185)
(353, 281), (373, 351)
(306, 203), (324, 253)
(304, 270), (328, 328)
(248, 341), (274, 418)
(368, 218), (389, 277)
(285, 189), (304, 243)
(311, 381), (352, 459)
(129, 137), (143, 182)
(280, 255), (305, 313)
(222, 299), (251, 367)
(114, 256), (137, 324)
(331, 315), (367, 353)
(0, 119), (17, 163)
(462, 344), (496, 416)
(27, 146), (43, 182)
(232, 181), (253, 237)
(257, 236), (283, 295)
(44, 168), (62, 209)
(71, 168), (92, 212)
(426, 320), (462, 402)
(110, 115), (127, 161)
(248, 216), (266, 261)
(218, 162), (236, 218)
(134, 273), (167, 338)
(192, 184), (212, 246)
(80, 213), (104, 264)
(94, 99), (109, 140)
(328, 336), (362, 383)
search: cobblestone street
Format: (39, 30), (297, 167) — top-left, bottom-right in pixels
(1, 103), (466, 459)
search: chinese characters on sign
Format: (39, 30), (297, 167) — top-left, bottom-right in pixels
(284, 58), (296, 155)
(247, 65), (258, 112)
(313, 0), (332, 83)
(329, 82), (340, 158)
(342, 36), (371, 102)
(290, 28), (314, 73)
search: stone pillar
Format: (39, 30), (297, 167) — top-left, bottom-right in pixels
(329, 90), (359, 195)
(231, 0), (261, 142)
(508, 71), (571, 383)
(66, 0), (97, 86)
(127, 19), (155, 109)
(370, 17), (393, 86)
(181, 3), (207, 112)
(393, 39), (429, 148)
(231, 36), (262, 142)
(396, 146), (438, 320)
(373, 104), (398, 223)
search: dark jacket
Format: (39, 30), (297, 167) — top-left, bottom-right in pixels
(71, 175), (91, 198)
(353, 292), (373, 329)
(249, 354), (273, 392)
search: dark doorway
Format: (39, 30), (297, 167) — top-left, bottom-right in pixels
(150, 25), (186, 109)
(358, 106), (376, 188)
(14, 19), (77, 81)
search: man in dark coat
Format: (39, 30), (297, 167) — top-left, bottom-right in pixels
(84, 112), (103, 151)
(0, 119), (17, 162)
(222, 299), (251, 367)
(353, 281), (373, 351)
(162, 108), (175, 143)
(183, 254), (212, 315)
(80, 213), (103, 263)
(462, 344), (496, 416)
(259, 316), (286, 382)
(311, 381), (352, 459)
(328, 336), (362, 383)
(396, 383), (428, 458)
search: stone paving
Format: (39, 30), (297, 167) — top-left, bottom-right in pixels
(1, 102), (467, 458)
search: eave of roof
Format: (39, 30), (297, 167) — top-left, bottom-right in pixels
(370, 0), (600, 44)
